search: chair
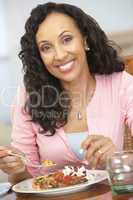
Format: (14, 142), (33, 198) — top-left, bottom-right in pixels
(124, 55), (133, 75)
(124, 125), (133, 150)
(123, 55), (133, 150)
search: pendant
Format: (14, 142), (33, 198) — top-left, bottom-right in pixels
(77, 111), (82, 120)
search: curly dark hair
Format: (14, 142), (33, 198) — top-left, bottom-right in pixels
(19, 2), (125, 135)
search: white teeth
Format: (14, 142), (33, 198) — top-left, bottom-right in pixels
(59, 60), (74, 72)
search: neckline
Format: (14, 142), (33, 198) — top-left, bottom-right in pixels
(86, 74), (98, 108)
(62, 75), (98, 135)
(58, 128), (88, 163)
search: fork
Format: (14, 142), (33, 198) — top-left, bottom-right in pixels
(7, 150), (56, 169)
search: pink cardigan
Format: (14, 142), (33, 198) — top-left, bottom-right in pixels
(11, 71), (133, 176)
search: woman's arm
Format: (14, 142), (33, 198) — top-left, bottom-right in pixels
(11, 85), (41, 177)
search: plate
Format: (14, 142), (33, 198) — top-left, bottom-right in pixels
(12, 170), (108, 196)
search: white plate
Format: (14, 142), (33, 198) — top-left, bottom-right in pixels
(12, 170), (108, 196)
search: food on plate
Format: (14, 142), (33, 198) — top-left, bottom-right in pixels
(32, 165), (92, 190)
(41, 159), (56, 167)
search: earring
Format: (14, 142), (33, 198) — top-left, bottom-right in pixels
(85, 47), (90, 51)
(84, 38), (90, 51)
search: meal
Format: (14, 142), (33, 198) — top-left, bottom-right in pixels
(41, 159), (56, 167)
(32, 165), (93, 190)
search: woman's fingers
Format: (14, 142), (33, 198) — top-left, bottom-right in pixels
(0, 161), (25, 174)
(0, 146), (9, 156)
(0, 157), (25, 174)
(0, 146), (25, 157)
(100, 144), (116, 162)
(85, 137), (108, 160)
(90, 143), (115, 169)
(82, 135), (116, 169)
(81, 135), (103, 150)
(0, 146), (25, 175)
(0, 151), (8, 158)
(0, 155), (20, 163)
(0, 155), (23, 167)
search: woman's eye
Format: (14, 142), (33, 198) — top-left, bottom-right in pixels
(40, 45), (51, 53)
(63, 36), (73, 44)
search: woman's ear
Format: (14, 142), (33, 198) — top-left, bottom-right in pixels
(84, 37), (90, 51)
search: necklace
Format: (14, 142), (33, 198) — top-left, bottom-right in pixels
(77, 111), (83, 120)
(76, 81), (96, 120)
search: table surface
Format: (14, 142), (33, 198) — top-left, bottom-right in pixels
(1, 175), (133, 200)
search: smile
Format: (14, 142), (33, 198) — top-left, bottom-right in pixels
(58, 60), (74, 72)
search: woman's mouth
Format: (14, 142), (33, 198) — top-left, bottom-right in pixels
(58, 60), (74, 72)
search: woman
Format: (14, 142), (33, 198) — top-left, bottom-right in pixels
(0, 2), (133, 184)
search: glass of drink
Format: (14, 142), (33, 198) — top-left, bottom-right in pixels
(106, 151), (133, 195)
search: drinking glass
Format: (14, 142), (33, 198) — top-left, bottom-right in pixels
(106, 151), (133, 195)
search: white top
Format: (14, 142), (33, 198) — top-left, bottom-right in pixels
(66, 132), (88, 160)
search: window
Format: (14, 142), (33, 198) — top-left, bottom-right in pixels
(0, 0), (8, 58)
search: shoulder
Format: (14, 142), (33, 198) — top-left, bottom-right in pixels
(120, 71), (133, 86)
(96, 71), (133, 88)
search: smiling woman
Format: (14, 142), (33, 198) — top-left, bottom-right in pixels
(0, 2), (133, 185)
(35, 12), (88, 83)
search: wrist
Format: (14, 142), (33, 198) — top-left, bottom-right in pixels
(8, 168), (32, 185)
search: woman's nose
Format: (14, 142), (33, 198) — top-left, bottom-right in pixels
(54, 45), (67, 61)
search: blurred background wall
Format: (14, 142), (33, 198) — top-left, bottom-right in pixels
(0, 0), (133, 127)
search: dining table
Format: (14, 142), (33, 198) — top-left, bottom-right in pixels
(1, 171), (133, 200)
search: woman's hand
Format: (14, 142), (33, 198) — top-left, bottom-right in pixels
(81, 135), (116, 169)
(0, 146), (25, 175)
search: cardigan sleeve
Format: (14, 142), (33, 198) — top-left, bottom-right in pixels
(11, 85), (41, 177)
(121, 72), (133, 136)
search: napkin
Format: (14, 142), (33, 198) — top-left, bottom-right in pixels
(0, 182), (11, 196)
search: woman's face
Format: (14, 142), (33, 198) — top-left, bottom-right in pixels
(36, 12), (89, 83)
